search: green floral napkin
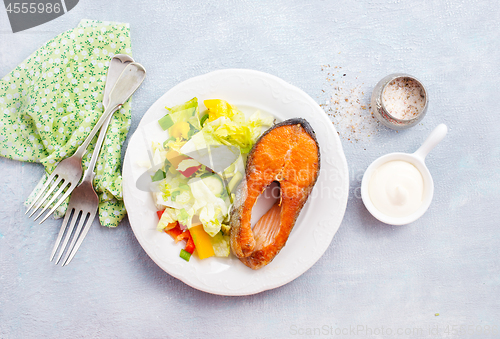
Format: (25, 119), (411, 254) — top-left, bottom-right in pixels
(0, 19), (132, 227)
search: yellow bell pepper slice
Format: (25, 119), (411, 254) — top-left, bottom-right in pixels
(204, 99), (233, 122)
(165, 150), (186, 168)
(169, 121), (190, 140)
(189, 224), (215, 259)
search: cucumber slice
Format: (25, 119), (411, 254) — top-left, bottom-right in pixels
(201, 173), (224, 196)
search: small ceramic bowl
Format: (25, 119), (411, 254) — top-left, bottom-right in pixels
(371, 73), (428, 130)
(361, 124), (447, 225)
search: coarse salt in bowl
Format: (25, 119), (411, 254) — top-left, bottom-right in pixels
(371, 73), (428, 130)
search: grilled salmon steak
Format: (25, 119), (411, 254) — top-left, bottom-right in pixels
(230, 118), (320, 269)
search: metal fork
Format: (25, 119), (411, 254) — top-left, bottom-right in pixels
(49, 55), (137, 265)
(49, 165), (99, 265)
(25, 62), (146, 224)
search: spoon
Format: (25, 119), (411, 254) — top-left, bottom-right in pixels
(361, 124), (448, 225)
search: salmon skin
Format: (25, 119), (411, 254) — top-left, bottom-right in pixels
(230, 118), (320, 269)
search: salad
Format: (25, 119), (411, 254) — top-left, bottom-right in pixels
(147, 98), (274, 261)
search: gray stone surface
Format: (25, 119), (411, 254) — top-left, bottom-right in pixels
(1, 1), (499, 338)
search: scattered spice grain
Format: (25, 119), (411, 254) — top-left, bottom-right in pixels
(320, 65), (380, 143)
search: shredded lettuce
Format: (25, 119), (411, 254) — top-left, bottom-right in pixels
(176, 207), (194, 230)
(177, 158), (201, 172)
(202, 99), (273, 154)
(166, 97), (198, 114)
(153, 98), (272, 250)
(157, 207), (178, 231)
(188, 177), (228, 236)
(210, 232), (231, 257)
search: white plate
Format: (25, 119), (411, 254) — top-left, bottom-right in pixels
(123, 69), (349, 296)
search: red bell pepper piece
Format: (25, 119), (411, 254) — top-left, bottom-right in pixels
(164, 222), (196, 256)
(184, 231), (195, 254)
(178, 165), (201, 178)
(165, 222), (183, 239)
(175, 231), (190, 243)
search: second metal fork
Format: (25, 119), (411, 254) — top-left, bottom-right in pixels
(26, 61), (145, 224)
(50, 55), (139, 265)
